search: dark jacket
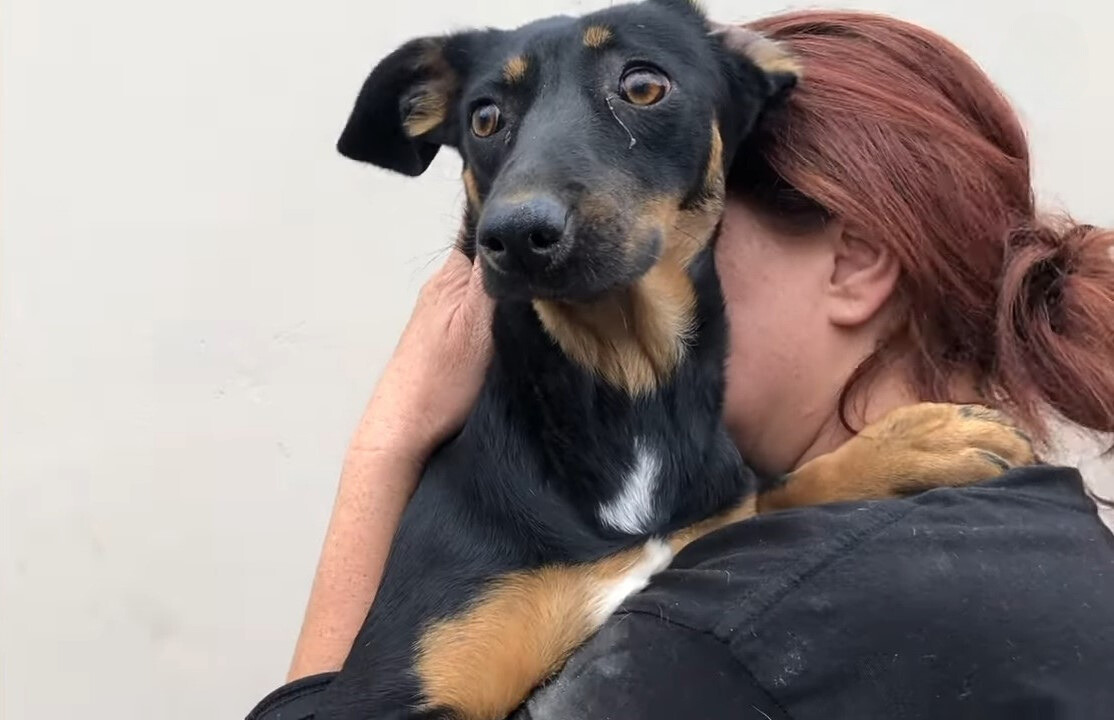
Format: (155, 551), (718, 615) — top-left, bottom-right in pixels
(248, 465), (1114, 719)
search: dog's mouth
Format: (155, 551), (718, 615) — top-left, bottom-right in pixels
(479, 221), (664, 302)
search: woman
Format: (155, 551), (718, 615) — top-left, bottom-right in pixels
(250, 10), (1114, 719)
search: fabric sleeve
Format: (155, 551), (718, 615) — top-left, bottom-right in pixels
(511, 610), (789, 720)
(245, 672), (337, 720)
(244, 614), (786, 720)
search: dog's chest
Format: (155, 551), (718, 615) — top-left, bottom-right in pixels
(597, 439), (663, 535)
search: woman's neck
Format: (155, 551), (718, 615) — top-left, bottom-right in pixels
(791, 365), (983, 472)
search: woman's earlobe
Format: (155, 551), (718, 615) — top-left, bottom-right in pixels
(826, 232), (900, 327)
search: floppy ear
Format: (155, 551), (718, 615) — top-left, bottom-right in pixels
(708, 23), (801, 161)
(710, 23), (801, 98)
(337, 34), (471, 176)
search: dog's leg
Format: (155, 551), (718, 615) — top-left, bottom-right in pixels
(412, 402), (1035, 719)
(757, 402), (1037, 512)
(413, 540), (675, 720)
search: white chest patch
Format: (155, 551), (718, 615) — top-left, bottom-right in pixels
(598, 441), (661, 535)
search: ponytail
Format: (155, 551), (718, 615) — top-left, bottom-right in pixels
(997, 219), (1114, 436)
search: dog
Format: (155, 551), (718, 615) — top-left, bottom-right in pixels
(316, 1), (1035, 718)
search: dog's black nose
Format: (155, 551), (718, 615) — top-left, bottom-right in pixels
(477, 195), (569, 273)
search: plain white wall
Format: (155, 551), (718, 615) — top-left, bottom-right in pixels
(2, 1), (1111, 717)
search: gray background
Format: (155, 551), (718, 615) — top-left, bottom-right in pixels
(2, 0), (1111, 718)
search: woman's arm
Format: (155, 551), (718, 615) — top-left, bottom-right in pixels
(287, 250), (494, 681)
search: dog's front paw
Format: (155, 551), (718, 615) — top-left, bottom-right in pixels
(860, 402), (1037, 482)
(758, 402), (1037, 512)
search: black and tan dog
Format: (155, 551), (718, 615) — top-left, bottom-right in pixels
(318, 1), (1035, 718)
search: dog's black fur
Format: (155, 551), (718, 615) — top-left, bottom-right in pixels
(316, 1), (795, 717)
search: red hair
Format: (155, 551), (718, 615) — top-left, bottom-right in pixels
(731, 11), (1114, 440)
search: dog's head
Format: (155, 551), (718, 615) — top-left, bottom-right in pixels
(338, 0), (798, 302)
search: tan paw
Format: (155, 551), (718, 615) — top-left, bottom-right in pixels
(758, 402), (1037, 512)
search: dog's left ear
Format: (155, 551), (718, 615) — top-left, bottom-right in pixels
(709, 22), (801, 99)
(337, 33), (477, 176)
(708, 23), (801, 160)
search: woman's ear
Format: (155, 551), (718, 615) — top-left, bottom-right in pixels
(825, 230), (901, 327)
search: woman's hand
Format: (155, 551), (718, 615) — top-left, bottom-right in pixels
(288, 249), (493, 681)
(354, 249), (495, 464)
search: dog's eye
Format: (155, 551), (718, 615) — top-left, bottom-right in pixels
(470, 103), (503, 138)
(619, 67), (670, 106)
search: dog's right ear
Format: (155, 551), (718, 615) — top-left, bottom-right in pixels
(337, 34), (472, 176)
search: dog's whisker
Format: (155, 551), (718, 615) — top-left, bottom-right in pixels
(409, 244), (457, 276)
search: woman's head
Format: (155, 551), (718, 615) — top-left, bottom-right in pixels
(718, 10), (1114, 474)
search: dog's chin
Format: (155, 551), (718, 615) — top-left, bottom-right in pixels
(482, 250), (659, 304)
(482, 270), (620, 303)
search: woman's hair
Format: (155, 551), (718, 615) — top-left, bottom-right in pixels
(729, 10), (1114, 440)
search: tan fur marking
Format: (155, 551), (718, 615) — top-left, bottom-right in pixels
(533, 263), (696, 396)
(462, 167), (481, 209)
(668, 495), (757, 552)
(705, 121), (724, 193)
(417, 542), (665, 719)
(758, 403), (1037, 512)
(717, 26), (803, 77)
(402, 42), (458, 138)
(582, 25), (613, 48)
(503, 56), (529, 83)
(403, 89), (448, 137)
(533, 123), (726, 396)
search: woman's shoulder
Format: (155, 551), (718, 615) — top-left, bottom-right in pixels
(617, 464), (1114, 716)
(629, 465), (1113, 631)
(248, 466), (1113, 720)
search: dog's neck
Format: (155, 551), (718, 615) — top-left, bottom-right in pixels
(530, 256), (697, 398)
(518, 185), (726, 398)
(477, 244), (749, 537)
